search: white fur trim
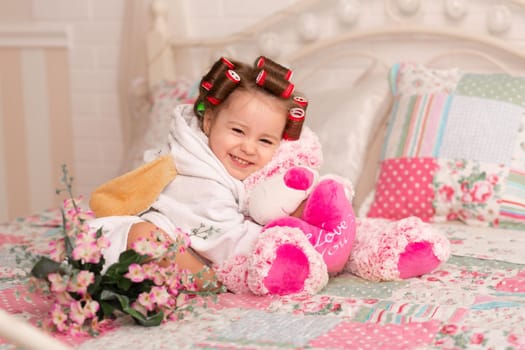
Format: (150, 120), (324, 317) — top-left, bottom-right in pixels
(213, 255), (251, 294)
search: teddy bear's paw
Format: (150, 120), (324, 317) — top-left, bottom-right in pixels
(397, 241), (441, 279)
(213, 255), (251, 294)
(302, 179), (357, 274)
(261, 243), (310, 295)
(247, 226), (328, 296)
(345, 217), (451, 281)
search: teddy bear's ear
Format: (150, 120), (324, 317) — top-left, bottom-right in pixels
(89, 155), (177, 217)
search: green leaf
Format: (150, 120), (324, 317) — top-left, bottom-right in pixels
(99, 290), (126, 317)
(99, 300), (117, 318)
(118, 249), (148, 265)
(132, 310), (164, 327)
(104, 265), (130, 280)
(82, 257), (105, 276)
(116, 276), (132, 291)
(87, 274), (103, 296)
(30, 257), (62, 278)
(95, 227), (104, 239)
(104, 250), (147, 279)
(100, 289), (121, 301)
(109, 292), (164, 327)
(115, 293), (131, 309)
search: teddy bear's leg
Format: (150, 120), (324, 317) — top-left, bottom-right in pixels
(213, 255), (252, 294)
(301, 178), (356, 274)
(345, 217), (451, 281)
(247, 226), (328, 296)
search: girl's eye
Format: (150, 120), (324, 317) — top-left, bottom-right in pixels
(232, 128), (244, 134)
(260, 139), (273, 145)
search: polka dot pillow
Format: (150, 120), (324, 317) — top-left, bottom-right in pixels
(366, 62), (525, 229)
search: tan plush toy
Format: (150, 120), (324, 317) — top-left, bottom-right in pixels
(89, 155), (176, 217)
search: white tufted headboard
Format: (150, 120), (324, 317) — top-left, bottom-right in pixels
(146, 0), (525, 86)
(135, 0), (525, 209)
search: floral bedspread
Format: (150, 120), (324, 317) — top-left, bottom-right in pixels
(0, 210), (524, 349)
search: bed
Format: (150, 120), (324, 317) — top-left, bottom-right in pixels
(1, 0), (525, 349)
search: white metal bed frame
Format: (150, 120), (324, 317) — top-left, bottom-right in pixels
(147, 0), (525, 87)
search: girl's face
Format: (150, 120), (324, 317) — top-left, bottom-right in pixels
(203, 89), (287, 181)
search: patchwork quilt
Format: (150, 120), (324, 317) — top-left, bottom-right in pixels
(0, 209), (524, 349)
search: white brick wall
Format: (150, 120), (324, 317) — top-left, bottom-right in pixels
(32, 0), (125, 197)
(25, 0), (294, 199)
(52, 0), (292, 198)
(183, 0), (294, 37)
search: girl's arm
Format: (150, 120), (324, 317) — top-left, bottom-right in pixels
(127, 221), (218, 291)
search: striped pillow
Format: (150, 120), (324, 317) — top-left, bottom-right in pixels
(366, 63), (525, 229)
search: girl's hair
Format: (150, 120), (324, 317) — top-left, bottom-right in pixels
(193, 56), (308, 140)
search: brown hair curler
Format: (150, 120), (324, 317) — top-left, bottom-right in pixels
(283, 107), (305, 140)
(255, 56), (293, 81)
(255, 70), (295, 98)
(194, 56), (307, 140)
(292, 96), (308, 109)
(206, 69), (241, 105)
(200, 57), (235, 92)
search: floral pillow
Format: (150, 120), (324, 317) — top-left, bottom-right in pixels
(366, 62), (525, 229)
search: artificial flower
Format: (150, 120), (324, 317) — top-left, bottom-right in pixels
(30, 165), (224, 336)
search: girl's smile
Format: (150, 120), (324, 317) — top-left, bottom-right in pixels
(203, 89), (287, 180)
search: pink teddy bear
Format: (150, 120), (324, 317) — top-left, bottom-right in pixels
(251, 167), (356, 295)
(214, 127), (450, 296)
(254, 167), (356, 274)
(214, 127), (356, 295)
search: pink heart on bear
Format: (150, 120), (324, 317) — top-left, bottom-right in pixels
(302, 179), (356, 274)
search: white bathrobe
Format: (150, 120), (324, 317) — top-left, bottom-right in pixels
(91, 104), (263, 268)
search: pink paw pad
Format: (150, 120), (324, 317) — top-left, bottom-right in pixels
(248, 226), (329, 296)
(263, 244), (309, 295)
(283, 167), (314, 190)
(398, 241), (441, 279)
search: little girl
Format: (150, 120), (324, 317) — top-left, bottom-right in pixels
(90, 56), (312, 289)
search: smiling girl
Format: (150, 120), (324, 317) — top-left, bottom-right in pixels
(90, 57), (306, 289)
